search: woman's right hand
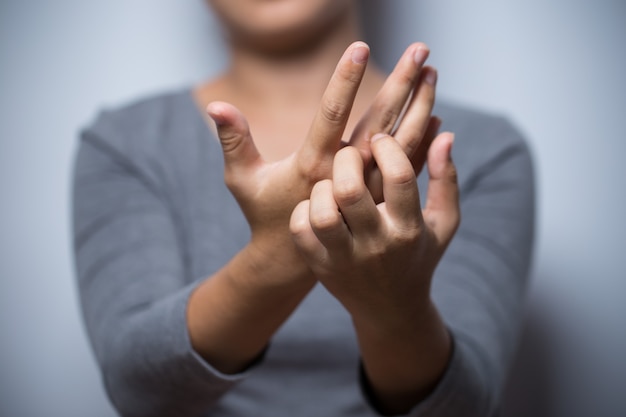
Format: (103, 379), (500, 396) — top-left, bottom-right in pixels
(206, 42), (370, 280)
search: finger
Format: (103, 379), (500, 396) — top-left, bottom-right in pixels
(370, 134), (423, 228)
(206, 101), (261, 175)
(349, 43), (430, 147)
(423, 133), (460, 245)
(332, 146), (381, 239)
(393, 66), (438, 157)
(298, 42), (370, 172)
(290, 200), (327, 263)
(308, 180), (352, 255)
(409, 115), (441, 176)
(364, 116), (439, 203)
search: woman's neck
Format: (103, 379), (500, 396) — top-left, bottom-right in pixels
(226, 10), (361, 109)
(194, 6), (386, 160)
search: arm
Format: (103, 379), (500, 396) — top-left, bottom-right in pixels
(290, 131), (458, 415)
(290, 118), (534, 416)
(417, 118), (535, 416)
(188, 41), (440, 375)
(74, 42), (369, 416)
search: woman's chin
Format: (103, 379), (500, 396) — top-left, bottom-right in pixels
(210, 0), (354, 54)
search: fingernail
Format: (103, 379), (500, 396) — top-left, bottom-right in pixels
(370, 133), (387, 143)
(424, 68), (438, 85)
(206, 104), (225, 125)
(447, 133), (455, 159)
(414, 44), (429, 64)
(351, 44), (369, 64)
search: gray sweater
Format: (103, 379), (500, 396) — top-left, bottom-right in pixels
(72, 89), (534, 417)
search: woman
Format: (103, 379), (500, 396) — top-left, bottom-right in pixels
(73, 1), (534, 416)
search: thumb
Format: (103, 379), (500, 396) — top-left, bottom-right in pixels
(206, 101), (261, 173)
(424, 132), (460, 245)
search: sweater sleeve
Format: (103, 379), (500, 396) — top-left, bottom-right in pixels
(362, 115), (535, 417)
(72, 125), (252, 417)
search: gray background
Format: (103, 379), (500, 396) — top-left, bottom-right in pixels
(1, 1), (624, 416)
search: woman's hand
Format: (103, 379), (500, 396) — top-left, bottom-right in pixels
(207, 41), (369, 281)
(290, 132), (459, 321)
(289, 132), (459, 413)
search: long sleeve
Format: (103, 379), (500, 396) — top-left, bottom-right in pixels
(73, 93), (534, 417)
(362, 110), (535, 417)
(72, 112), (250, 416)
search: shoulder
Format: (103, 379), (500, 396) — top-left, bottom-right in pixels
(435, 99), (530, 156)
(80, 89), (201, 159)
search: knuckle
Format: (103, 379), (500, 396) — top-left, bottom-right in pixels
(320, 99), (349, 125)
(392, 224), (421, 244)
(363, 235), (399, 261)
(297, 154), (331, 183)
(289, 217), (309, 237)
(218, 134), (241, 154)
(310, 209), (343, 233)
(447, 165), (459, 185)
(216, 125), (246, 154)
(385, 165), (416, 186)
(393, 68), (417, 87)
(334, 177), (364, 206)
(289, 204), (311, 237)
(337, 64), (364, 85)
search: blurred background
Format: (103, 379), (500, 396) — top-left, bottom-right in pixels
(1, 1), (624, 416)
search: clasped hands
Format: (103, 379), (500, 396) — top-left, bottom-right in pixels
(207, 42), (459, 321)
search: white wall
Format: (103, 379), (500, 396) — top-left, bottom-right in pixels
(1, 1), (624, 416)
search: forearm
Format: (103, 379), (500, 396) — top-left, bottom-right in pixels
(187, 240), (316, 374)
(353, 299), (451, 415)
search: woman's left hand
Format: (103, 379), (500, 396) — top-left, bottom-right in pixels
(290, 130), (459, 413)
(290, 131), (459, 322)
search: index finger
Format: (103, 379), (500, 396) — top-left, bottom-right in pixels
(349, 42), (430, 148)
(297, 42), (369, 171)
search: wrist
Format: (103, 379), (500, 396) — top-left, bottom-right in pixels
(187, 243), (316, 374)
(350, 296), (437, 341)
(352, 299), (451, 414)
(237, 237), (315, 290)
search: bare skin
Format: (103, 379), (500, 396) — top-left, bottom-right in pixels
(188, 1), (459, 414)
